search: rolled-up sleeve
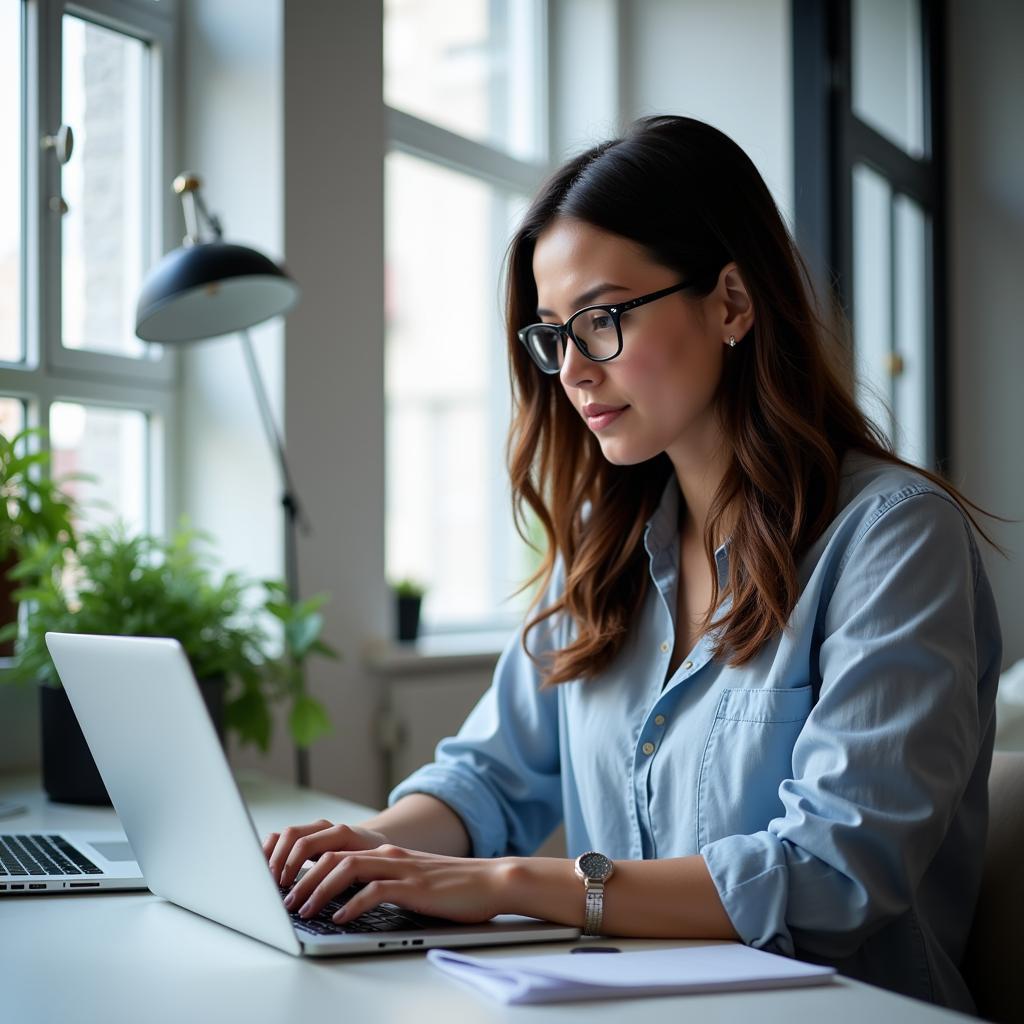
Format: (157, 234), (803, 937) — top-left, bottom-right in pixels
(386, 611), (563, 859)
(700, 489), (991, 959)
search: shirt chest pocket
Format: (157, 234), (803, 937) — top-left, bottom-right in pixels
(695, 685), (814, 850)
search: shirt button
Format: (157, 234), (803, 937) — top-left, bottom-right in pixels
(642, 742), (655, 755)
(654, 715), (665, 726)
(659, 641), (669, 653)
(683, 660), (693, 670)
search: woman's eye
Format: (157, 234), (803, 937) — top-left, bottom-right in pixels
(589, 313), (613, 331)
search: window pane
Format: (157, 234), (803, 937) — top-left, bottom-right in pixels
(385, 0), (545, 161)
(49, 402), (148, 536)
(893, 193), (930, 468)
(61, 14), (151, 358)
(1, 0), (24, 363)
(0, 396), (26, 441)
(851, 0), (925, 158)
(852, 162), (894, 444)
(385, 152), (529, 629)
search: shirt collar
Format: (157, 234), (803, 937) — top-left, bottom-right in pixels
(643, 475), (732, 584)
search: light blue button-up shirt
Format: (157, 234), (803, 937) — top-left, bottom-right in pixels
(388, 450), (1001, 1013)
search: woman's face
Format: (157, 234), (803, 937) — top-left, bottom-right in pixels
(531, 216), (749, 468)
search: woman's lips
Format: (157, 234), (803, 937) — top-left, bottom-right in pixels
(584, 405), (628, 431)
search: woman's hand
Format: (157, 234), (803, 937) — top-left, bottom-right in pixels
(277, 843), (512, 926)
(263, 818), (389, 888)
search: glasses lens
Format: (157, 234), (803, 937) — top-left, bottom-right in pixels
(569, 308), (620, 359)
(521, 324), (564, 373)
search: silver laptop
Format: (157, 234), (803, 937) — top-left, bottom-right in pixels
(0, 829), (144, 894)
(43, 631), (581, 956)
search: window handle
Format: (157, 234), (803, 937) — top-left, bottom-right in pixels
(42, 125), (73, 215)
(41, 123), (74, 165)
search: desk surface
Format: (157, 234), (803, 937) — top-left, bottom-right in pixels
(1, 772), (974, 1024)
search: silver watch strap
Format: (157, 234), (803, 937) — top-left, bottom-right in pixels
(583, 880), (605, 936)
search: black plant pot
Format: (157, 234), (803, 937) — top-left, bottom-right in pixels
(40, 674), (228, 806)
(396, 594), (422, 642)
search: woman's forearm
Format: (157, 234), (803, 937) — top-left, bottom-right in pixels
(358, 793), (472, 858)
(498, 854), (739, 940)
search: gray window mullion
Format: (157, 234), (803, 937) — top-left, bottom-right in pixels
(388, 107), (549, 196)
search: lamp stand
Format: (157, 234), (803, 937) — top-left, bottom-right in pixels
(238, 327), (312, 788)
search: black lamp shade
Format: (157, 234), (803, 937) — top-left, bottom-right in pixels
(135, 241), (300, 343)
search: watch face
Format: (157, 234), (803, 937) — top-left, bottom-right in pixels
(576, 851), (613, 882)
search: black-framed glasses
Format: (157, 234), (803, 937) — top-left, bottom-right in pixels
(517, 280), (691, 375)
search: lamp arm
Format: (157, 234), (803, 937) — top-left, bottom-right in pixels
(173, 172), (224, 245)
(238, 327), (311, 540)
(192, 187), (224, 241)
(241, 326), (312, 788)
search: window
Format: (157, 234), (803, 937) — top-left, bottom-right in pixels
(0, 0), (178, 546)
(383, 0), (548, 632)
(793, 0), (946, 472)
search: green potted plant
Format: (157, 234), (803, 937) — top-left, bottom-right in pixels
(0, 426), (86, 656)
(0, 518), (339, 804)
(392, 576), (426, 643)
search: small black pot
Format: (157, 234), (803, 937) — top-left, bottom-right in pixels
(40, 674), (228, 806)
(396, 593), (422, 642)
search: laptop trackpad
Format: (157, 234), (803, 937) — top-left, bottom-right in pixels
(87, 841), (136, 862)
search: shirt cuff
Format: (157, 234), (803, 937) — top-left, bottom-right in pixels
(701, 831), (794, 957)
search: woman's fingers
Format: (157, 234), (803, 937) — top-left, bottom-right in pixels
(330, 880), (416, 924)
(266, 819), (333, 883)
(262, 832), (279, 859)
(278, 823), (389, 889)
(286, 847), (408, 919)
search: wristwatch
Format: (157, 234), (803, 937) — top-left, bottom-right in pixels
(573, 851), (615, 936)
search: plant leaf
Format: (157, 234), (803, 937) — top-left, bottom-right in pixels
(289, 694), (332, 748)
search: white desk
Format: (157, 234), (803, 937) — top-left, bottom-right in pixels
(1, 772), (975, 1024)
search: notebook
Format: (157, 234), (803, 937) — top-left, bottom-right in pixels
(428, 941), (837, 1004)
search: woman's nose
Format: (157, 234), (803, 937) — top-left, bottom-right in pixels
(559, 335), (601, 390)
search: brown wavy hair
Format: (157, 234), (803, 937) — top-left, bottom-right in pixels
(504, 114), (1012, 687)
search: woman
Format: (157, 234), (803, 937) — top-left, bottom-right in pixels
(264, 115), (1006, 1013)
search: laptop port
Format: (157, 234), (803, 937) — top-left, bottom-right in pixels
(412, 940), (423, 945)
(29, 884), (46, 890)
(11, 884), (24, 890)
(69, 881), (101, 888)
(0, 884), (6, 890)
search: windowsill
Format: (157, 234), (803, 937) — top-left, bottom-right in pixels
(362, 629), (513, 676)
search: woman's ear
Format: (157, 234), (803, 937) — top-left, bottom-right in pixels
(716, 262), (755, 343)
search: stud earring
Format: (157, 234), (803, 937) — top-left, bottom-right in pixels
(727, 335), (736, 347)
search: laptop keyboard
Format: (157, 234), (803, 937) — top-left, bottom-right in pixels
(279, 882), (437, 937)
(0, 834), (102, 877)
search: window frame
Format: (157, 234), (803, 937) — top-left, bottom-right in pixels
(0, 0), (180, 539)
(793, 0), (948, 473)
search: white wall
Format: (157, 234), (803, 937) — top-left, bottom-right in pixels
(948, 0), (1024, 670)
(281, 2), (389, 806)
(623, 0), (793, 228)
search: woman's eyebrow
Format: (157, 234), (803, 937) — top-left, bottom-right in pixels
(536, 282), (630, 318)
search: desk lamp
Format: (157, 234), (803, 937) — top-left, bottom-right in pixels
(134, 172), (312, 786)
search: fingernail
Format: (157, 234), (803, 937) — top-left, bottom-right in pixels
(332, 909), (346, 923)
(283, 894), (295, 909)
(298, 902), (312, 917)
